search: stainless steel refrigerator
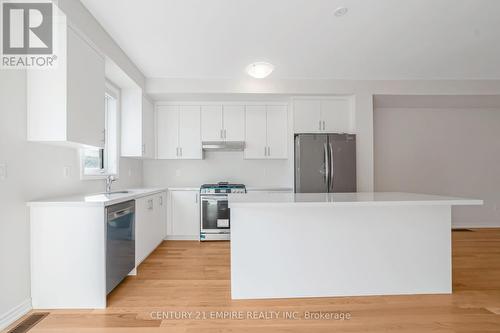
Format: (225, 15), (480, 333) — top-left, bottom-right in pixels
(294, 134), (356, 193)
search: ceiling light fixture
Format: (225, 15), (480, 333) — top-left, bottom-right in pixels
(246, 62), (274, 79)
(334, 7), (348, 17)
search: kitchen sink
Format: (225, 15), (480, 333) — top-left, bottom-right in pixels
(101, 191), (130, 195)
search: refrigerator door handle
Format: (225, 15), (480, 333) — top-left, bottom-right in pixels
(329, 142), (334, 192)
(324, 143), (329, 187)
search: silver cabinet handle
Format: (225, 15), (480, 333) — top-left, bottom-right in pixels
(159, 195), (163, 206)
(179, 147), (182, 157)
(195, 194), (198, 203)
(176, 147), (179, 157)
(264, 146), (267, 156)
(142, 144), (146, 154)
(267, 146), (271, 157)
(220, 129), (223, 139)
(148, 199), (154, 210)
(318, 120), (321, 131)
(323, 121), (326, 131)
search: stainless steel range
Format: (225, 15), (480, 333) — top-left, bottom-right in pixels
(200, 182), (246, 241)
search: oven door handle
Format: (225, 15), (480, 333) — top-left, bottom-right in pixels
(201, 195), (228, 200)
(201, 197), (226, 202)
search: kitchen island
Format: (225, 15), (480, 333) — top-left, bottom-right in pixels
(228, 192), (482, 300)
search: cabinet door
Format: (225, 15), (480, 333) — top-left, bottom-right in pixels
(201, 105), (223, 141)
(293, 99), (322, 133)
(156, 105), (179, 159)
(321, 99), (353, 133)
(266, 105), (288, 159)
(244, 105), (267, 159)
(157, 192), (167, 242)
(171, 191), (200, 237)
(142, 97), (155, 158)
(179, 106), (202, 159)
(135, 196), (154, 265)
(223, 105), (245, 141)
(66, 27), (105, 148)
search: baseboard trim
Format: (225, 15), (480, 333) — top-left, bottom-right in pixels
(0, 298), (32, 331)
(453, 223), (500, 228)
(165, 235), (199, 241)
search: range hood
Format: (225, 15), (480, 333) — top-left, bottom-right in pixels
(202, 141), (245, 151)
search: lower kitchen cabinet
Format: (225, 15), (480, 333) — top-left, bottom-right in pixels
(135, 191), (167, 265)
(167, 190), (200, 240)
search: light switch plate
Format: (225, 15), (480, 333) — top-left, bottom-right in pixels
(0, 163), (6, 180)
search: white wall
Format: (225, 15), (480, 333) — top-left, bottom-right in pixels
(374, 95), (500, 227)
(0, 71), (143, 327)
(0, 1), (147, 326)
(143, 152), (292, 188)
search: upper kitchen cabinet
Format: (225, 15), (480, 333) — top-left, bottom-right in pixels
(121, 89), (155, 159)
(156, 105), (202, 159)
(244, 105), (288, 159)
(27, 26), (105, 148)
(201, 105), (223, 141)
(293, 97), (355, 134)
(201, 104), (245, 142)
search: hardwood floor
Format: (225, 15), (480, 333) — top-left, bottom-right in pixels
(5, 229), (500, 332)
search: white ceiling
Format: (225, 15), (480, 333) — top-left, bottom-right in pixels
(81, 0), (500, 80)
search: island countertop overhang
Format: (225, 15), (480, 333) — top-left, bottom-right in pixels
(228, 192), (483, 208)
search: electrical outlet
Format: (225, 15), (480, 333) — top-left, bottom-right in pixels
(0, 163), (6, 180)
(63, 166), (71, 178)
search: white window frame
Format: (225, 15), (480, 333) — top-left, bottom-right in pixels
(80, 82), (120, 180)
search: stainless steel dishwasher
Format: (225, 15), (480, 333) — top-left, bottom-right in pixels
(106, 200), (135, 294)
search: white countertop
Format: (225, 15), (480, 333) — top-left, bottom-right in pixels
(27, 188), (167, 207)
(228, 192), (483, 207)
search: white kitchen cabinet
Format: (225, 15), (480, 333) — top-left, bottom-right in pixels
(293, 97), (354, 134)
(320, 99), (354, 133)
(121, 90), (155, 159)
(167, 190), (200, 240)
(156, 105), (202, 159)
(142, 98), (156, 158)
(135, 191), (167, 265)
(201, 104), (245, 142)
(244, 105), (288, 159)
(201, 105), (223, 141)
(27, 26), (105, 148)
(293, 99), (321, 133)
(179, 106), (202, 158)
(156, 105), (179, 159)
(223, 105), (245, 141)
(266, 105), (288, 159)
(244, 106), (267, 158)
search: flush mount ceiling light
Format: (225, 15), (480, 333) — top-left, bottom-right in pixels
(334, 7), (348, 17)
(246, 62), (274, 79)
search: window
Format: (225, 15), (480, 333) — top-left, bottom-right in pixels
(81, 87), (119, 178)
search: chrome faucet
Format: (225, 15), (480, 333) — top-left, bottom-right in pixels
(105, 175), (116, 193)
